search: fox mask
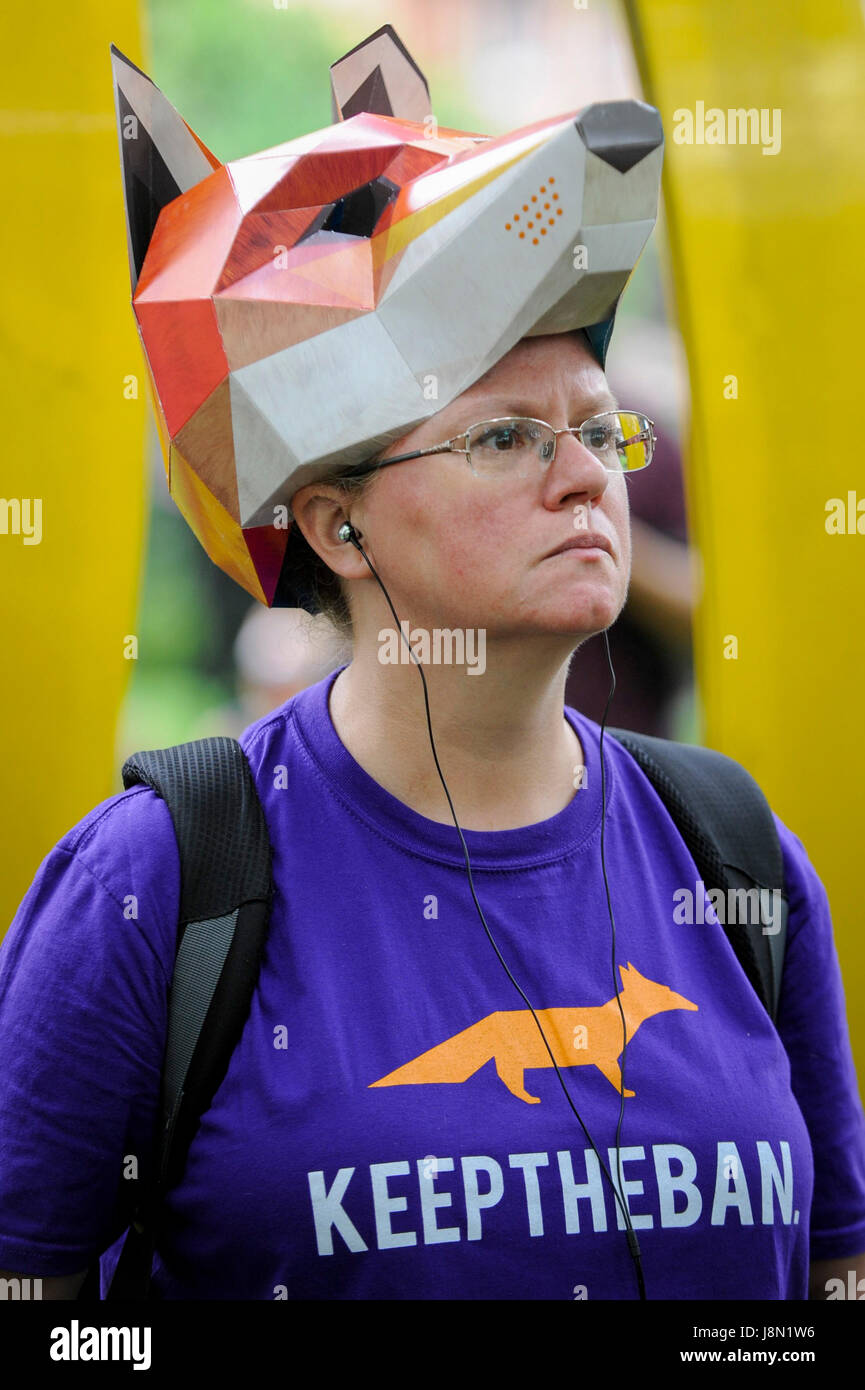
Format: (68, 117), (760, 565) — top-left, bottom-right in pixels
(111, 23), (663, 608)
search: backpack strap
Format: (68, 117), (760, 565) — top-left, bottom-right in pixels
(83, 736), (272, 1301)
(606, 727), (787, 1023)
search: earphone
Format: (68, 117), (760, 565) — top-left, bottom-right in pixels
(337, 518), (646, 1299)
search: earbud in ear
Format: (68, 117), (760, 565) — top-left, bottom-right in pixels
(338, 522), (361, 545)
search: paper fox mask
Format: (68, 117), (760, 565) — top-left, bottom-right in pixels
(111, 23), (663, 608)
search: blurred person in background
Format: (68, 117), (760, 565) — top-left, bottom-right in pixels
(234, 605), (350, 723)
(565, 319), (696, 738)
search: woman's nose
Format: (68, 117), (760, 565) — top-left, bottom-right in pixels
(545, 428), (610, 499)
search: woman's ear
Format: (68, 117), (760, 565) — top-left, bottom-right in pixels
(289, 484), (368, 582)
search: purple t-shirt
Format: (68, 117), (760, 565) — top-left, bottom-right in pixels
(1, 665), (864, 1299)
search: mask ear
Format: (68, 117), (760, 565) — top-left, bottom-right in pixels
(329, 22), (431, 123)
(110, 44), (221, 292)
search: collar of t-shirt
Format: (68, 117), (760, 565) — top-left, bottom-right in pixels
(282, 663), (606, 870)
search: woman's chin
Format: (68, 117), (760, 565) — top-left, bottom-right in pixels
(531, 589), (624, 638)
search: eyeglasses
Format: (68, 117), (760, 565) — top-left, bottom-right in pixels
(342, 410), (656, 481)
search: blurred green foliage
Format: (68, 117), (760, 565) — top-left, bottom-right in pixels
(145, 0), (485, 160)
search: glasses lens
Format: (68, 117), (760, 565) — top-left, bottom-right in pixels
(580, 412), (653, 471)
(466, 418), (553, 475)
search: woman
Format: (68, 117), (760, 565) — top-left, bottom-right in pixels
(2, 321), (864, 1300)
(1, 26), (864, 1302)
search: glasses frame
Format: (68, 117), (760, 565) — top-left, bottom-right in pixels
(339, 410), (656, 481)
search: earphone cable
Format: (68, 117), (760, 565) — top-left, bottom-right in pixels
(599, 627), (645, 1294)
(344, 527), (646, 1298)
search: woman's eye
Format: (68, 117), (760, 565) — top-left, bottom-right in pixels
(478, 426), (525, 451)
(586, 427), (613, 450)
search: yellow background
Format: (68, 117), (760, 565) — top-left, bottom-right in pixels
(627, 0), (865, 1093)
(0, 6), (148, 918)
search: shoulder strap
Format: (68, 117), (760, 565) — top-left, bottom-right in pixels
(606, 728), (787, 1023)
(90, 736), (272, 1301)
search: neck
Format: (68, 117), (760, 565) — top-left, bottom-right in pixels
(328, 633), (594, 831)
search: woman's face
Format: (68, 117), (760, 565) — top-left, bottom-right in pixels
(347, 332), (632, 645)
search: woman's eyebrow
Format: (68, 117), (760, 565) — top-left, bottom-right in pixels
(449, 391), (620, 424)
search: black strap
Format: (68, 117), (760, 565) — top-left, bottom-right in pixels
(607, 728), (787, 1021)
(81, 737), (272, 1301)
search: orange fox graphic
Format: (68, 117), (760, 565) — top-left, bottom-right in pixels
(370, 963), (698, 1104)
